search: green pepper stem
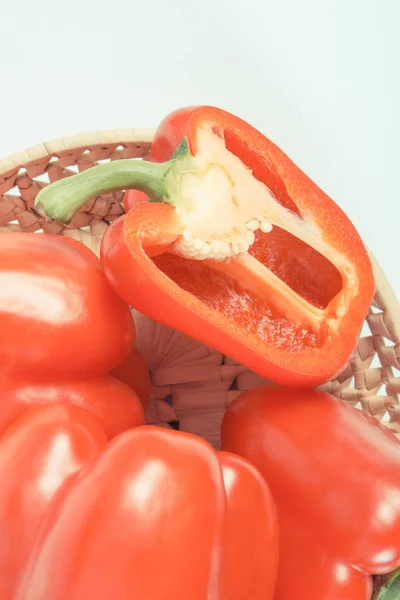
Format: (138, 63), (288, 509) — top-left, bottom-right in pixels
(34, 158), (174, 224)
(372, 569), (400, 600)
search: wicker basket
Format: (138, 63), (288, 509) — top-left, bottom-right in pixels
(1, 128), (400, 451)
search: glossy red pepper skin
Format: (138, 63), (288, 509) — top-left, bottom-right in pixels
(101, 105), (374, 388)
(274, 507), (372, 600)
(0, 232), (134, 380)
(0, 233), (144, 437)
(17, 426), (278, 600)
(219, 451), (278, 600)
(109, 346), (152, 410)
(0, 375), (144, 440)
(0, 404), (107, 599)
(221, 386), (400, 598)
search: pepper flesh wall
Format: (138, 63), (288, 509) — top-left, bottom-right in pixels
(167, 126), (358, 337)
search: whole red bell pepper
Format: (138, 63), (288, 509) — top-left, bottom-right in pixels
(109, 345), (152, 410)
(0, 403), (108, 599)
(34, 106), (375, 387)
(274, 506), (372, 599)
(0, 376), (145, 440)
(0, 232), (144, 437)
(219, 450), (279, 600)
(220, 386), (400, 598)
(14, 424), (278, 599)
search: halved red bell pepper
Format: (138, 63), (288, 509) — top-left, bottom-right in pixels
(220, 386), (400, 598)
(17, 425), (278, 599)
(0, 232), (145, 437)
(0, 403), (107, 599)
(35, 106), (375, 387)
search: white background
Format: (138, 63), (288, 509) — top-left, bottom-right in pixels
(1, 0), (399, 294)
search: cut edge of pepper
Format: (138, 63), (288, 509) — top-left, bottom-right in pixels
(114, 203), (369, 386)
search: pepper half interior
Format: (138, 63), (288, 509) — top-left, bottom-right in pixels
(150, 127), (355, 353)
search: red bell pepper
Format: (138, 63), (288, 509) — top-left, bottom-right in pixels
(34, 106), (375, 387)
(220, 386), (400, 598)
(0, 232), (144, 437)
(109, 345), (152, 410)
(0, 376), (145, 440)
(274, 507), (372, 600)
(0, 403), (107, 599)
(219, 451), (279, 599)
(16, 425), (278, 599)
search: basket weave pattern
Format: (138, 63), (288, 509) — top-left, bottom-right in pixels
(1, 130), (400, 448)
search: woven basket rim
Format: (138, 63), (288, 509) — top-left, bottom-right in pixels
(0, 128), (156, 178)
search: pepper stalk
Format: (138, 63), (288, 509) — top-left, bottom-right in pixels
(372, 569), (400, 600)
(34, 138), (194, 224)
